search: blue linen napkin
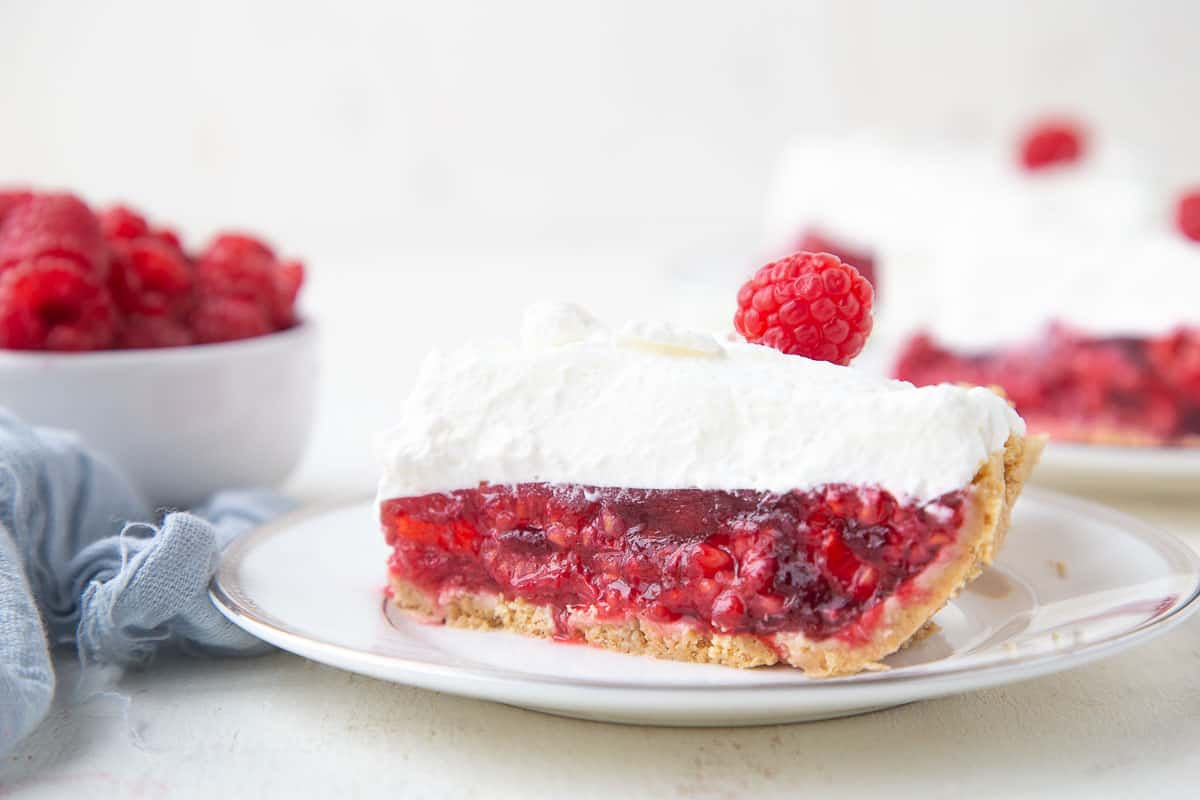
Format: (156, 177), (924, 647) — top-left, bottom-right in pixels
(0, 409), (291, 755)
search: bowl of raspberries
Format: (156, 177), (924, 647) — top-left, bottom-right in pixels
(0, 189), (316, 507)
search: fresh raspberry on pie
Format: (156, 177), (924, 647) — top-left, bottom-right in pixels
(734, 251), (874, 365)
(108, 237), (194, 316)
(1176, 190), (1200, 243)
(1019, 121), (1085, 170)
(0, 193), (110, 281)
(190, 295), (272, 344)
(0, 256), (117, 351)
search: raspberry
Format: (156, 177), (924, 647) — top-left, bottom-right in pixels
(0, 190), (32, 226)
(204, 232), (276, 264)
(796, 229), (877, 290)
(734, 251), (874, 365)
(154, 227), (183, 252)
(1176, 190), (1200, 243)
(687, 542), (734, 577)
(99, 205), (150, 240)
(195, 233), (301, 328)
(190, 295), (272, 344)
(274, 260), (305, 327)
(710, 591), (746, 632)
(0, 193), (109, 280)
(118, 313), (195, 349)
(0, 196), (303, 350)
(108, 238), (194, 316)
(1019, 121), (1085, 170)
(0, 256), (117, 351)
(100, 205), (186, 258)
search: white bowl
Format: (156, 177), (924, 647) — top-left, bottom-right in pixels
(0, 323), (318, 509)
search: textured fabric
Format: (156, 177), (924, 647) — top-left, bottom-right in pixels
(0, 410), (289, 755)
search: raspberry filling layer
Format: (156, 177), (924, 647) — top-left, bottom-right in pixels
(896, 325), (1200, 445)
(382, 482), (968, 643)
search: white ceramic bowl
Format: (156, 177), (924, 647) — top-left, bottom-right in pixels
(0, 323), (318, 509)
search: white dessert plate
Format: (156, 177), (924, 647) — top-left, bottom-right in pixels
(1034, 441), (1200, 496)
(211, 489), (1200, 726)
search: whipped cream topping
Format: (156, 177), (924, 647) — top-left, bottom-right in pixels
(376, 303), (1024, 504)
(764, 134), (1200, 348)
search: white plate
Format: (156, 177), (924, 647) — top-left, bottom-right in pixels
(211, 489), (1200, 726)
(1035, 441), (1200, 496)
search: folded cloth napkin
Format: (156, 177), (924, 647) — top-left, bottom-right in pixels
(0, 409), (291, 755)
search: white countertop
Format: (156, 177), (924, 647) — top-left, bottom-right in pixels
(3, 249), (1199, 798)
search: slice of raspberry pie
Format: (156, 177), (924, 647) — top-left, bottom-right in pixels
(896, 325), (1200, 447)
(377, 303), (1042, 676)
(764, 129), (1200, 447)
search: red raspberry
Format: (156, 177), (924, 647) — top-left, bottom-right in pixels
(796, 229), (877, 290)
(734, 251), (874, 365)
(0, 190), (32, 226)
(118, 313), (195, 349)
(154, 227), (183, 252)
(1176, 189), (1200, 243)
(0, 256), (117, 351)
(274, 259), (304, 327)
(190, 295), (272, 344)
(100, 205), (186, 257)
(195, 232), (302, 328)
(0, 193), (109, 280)
(709, 591), (745, 632)
(108, 238), (194, 316)
(99, 205), (151, 240)
(195, 237), (274, 306)
(202, 232), (275, 265)
(1019, 121), (1085, 170)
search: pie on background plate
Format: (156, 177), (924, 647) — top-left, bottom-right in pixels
(763, 129), (1200, 449)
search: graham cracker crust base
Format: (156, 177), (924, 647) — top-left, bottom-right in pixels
(386, 434), (1043, 677)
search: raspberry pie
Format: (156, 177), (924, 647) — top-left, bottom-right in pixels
(765, 130), (1200, 446)
(376, 303), (1042, 676)
(896, 326), (1200, 446)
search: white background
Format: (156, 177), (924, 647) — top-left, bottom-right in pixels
(3, 0), (1200, 256)
(2, 3), (1200, 797)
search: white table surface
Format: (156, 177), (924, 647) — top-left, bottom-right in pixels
(3, 248), (1199, 798)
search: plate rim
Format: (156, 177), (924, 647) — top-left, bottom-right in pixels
(210, 487), (1200, 695)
